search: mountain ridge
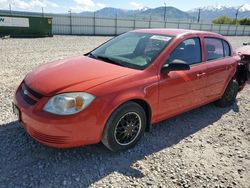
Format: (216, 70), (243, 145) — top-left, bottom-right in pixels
(78, 4), (250, 21)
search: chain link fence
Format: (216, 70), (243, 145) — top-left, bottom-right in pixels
(1, 10), (250, 36)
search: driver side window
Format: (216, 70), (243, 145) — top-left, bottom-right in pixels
(167, 38), (202, 65)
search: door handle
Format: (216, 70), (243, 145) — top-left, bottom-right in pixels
(196, 72), (206, 78)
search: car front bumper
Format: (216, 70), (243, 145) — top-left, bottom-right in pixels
(14, 85), (110, 148)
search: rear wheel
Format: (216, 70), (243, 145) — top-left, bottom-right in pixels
(215, 79), (239, 107)
(102, 102), (146, 152)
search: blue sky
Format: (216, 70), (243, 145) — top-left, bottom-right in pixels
(0, 0), (249, 13)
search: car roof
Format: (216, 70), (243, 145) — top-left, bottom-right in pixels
(132, 28), (222, 38)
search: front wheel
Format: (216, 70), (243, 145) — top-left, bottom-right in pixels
(215, 79), (239, 107)
(102, 102), (146, 152)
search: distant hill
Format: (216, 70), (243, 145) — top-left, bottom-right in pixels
(78, 7), (139, 17)
(78, 4), (250, 22)
(138, 7), (193, 20)
(79, 6), (193, 21)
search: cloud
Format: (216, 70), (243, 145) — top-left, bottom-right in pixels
(96, 3), (106, 9)
(130, 1), (144, 10)
(0, 0), (59, 10)
(0, 0), (104, 12)
(74, 0), (95, 9)
(71, 0), (106, 11)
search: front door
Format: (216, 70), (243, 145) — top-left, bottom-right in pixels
(158, 37), (207, 121)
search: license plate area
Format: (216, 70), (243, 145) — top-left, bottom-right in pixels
(12, 103), (21, 122)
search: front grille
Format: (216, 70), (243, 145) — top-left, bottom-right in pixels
(20, 82), (44, 105)
(28, 127), (70, 144)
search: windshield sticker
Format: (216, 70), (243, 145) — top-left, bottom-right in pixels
(150, 35), (171, 42)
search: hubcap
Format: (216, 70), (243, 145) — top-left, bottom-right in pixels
(114, 112), (142, 146)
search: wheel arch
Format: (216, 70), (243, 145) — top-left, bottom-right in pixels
(104, 97), (153, 133)
(129, 99), (152, 132)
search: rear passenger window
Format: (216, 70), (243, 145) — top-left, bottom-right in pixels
(205, 38), (224, 61)
(168, 38), (201, 65)
(223, 40), (231, 57)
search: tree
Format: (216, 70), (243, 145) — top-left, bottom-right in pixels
(212, 16), (250, 25)
(212, 16), (234, 24)
(239, 18), (250, 25)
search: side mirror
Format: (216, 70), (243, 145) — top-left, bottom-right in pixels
(161, 59), (190, 74)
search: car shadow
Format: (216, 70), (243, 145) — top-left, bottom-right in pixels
(0, 102), (240, 187)
(247, 72), (250, 85)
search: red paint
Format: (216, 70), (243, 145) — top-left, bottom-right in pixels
(14, 29), (241, 148)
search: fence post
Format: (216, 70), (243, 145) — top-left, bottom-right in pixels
(164, 21), (167, 28)
(133, 15), (136, 30)
(115, 13), (118, 35)
(219, 24), (221, 34)
(227, 25), (230, 36)
(69, 10), (72, 35)
(210, 24), (213, 32)
(243, 25), (246, 36)
(235, 25), (238, 36)
(149, 16), (151, 28)
(93, 12), (96, 36)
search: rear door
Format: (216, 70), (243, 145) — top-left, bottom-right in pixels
(203, 38), (235, 99)
(158, 37), (207, 120)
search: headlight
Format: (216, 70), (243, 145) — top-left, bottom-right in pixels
(43, 92), (95, 115)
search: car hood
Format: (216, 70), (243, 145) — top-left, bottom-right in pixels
(25, 56), (137, 96)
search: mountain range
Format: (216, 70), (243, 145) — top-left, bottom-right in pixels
(78, 4), (250, 21)
(188, 4), (250, 20)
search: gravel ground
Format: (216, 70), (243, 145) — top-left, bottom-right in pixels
(0, 36), (249, 188)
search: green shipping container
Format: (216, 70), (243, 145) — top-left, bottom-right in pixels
(0, 15), (52, 37)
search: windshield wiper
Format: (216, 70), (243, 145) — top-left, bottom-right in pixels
(87, 53), (126, 67)
(95, 55), (126, 67)
(87, 52), (97, 59)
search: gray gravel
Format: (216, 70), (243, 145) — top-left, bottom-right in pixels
(0, 36), (249, 188)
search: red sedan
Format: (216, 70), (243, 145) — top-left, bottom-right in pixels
(13, 29), (248, 151)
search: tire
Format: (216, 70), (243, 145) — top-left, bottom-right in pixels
(102, 102), (146, 152)
(215, 79), (239, 108)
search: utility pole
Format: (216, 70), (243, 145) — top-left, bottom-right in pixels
(197, 8), (201, 23)
(235, 8), (239, 25)
(9, 4), (12, 15)
(164, 2), (167, 21)
(235, 5), (244, 25)
(42, 7), (44, 17)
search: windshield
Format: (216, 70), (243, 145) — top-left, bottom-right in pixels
(88, 32), (173, 70)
